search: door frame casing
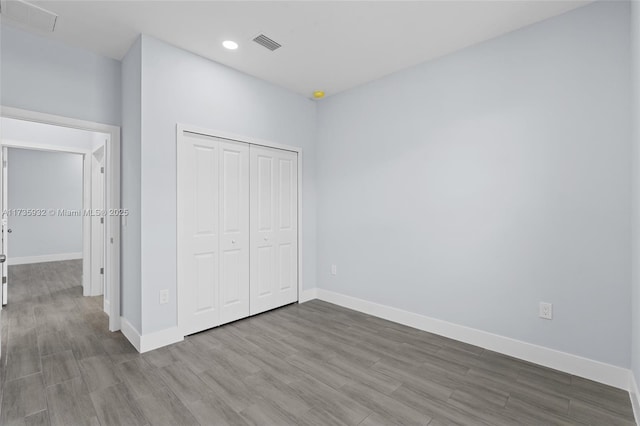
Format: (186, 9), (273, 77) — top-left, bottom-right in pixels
(176, 123), (303, 337)
(1, 147), (6, 307)
(90, 146), (107, 307)
(1, 106), (122, 332)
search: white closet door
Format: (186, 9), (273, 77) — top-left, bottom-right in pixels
(219, 140), (250, 325)
(178, 132), (221, 335)
(250, 146), (298, 315)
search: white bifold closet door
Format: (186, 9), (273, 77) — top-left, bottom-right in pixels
(178, 132), (250, 335)
(250, 146), (298, 315)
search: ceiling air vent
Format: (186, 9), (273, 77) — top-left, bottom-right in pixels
(0, 0), (57, 32)
(252, 34), (282, 51)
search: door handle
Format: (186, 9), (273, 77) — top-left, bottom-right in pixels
(6, 229), (11, 233)
(0, 254), (6, 263)
(231, 240), (236, 244)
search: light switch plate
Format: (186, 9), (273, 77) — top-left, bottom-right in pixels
(160, 289), (169, 305)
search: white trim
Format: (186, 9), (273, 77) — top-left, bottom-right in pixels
(120, 317), (141, 352)
(299, 288), (318, 303)
(1, 138), (91, 155)
(90, 145), (107, 298)
(178, 124), (302, 154)
(2, 107), (121, 332)
(119, 317), (184, 354)
(630, 373), (640, 425)
(2, 147), (7, 309)
(297, 150), (303, 304)
(8, 252), (82, 265)
(176, 123), (304, 337)
(105, 128), (121, 332)
(314, 289), (631, 390)
(1, 107), (118, 134)
(140, 327), (184, 353)
(82, 152), (91, 296)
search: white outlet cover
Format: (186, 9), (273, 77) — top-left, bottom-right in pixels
(331, 264), (337, 275)
(539, 302), (553, 320)
(159, 289), (169, 304)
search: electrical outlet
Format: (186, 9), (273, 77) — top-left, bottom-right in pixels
(331, 264), (337, 275)
(539, 302), (553, 320)
(159, 289), (169, 305)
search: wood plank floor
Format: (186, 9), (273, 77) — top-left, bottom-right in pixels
(0, 260), (635, 425)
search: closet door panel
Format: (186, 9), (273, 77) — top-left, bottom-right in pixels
(250, 146), (297, 315)
(219, 141), (250, 325)
(257, 156), (274, 232)
(178, 132), (220, 335)
(251, 150), (275, 314)
(257, 246), (274, 297)
(278, 243), (293, 291)
(275, 154), (298, 307)
(195, 253), (217, 312)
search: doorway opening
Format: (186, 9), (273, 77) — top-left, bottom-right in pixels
(0, 108), (121, 337)
(5, 147), (87, 305)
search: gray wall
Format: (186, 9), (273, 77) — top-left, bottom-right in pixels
(121, 37), (142, 332)
(316, 1), (631, 367)
(631, 0), (640, 386)
(1, 23), (121, 126)
(138, 36), (317, 334)
(8, 148), (83, 258)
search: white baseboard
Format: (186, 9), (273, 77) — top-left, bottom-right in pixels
(109, 314), (121, 333)
(314, 289), (631, 391)
(139, 326), (183, 353)
(122, 286), (319, 353)
(630, 373), (640, 425)
(299, 288), (318, 303)
(119, 317), (183, 353)
(119, 316), (141, 352)
(8, 252), (82, 265)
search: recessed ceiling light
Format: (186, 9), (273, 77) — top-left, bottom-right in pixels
(222, 40), (238, 50)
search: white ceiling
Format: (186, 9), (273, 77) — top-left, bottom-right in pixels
(6, 1), (591, 98)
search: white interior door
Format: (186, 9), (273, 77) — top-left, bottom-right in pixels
(178, 132), (221, 335)
(219, 140), (250, 324)
(250, 145), (298, 315)
(0, 147), (3, 357)
(179, 134), (250, 334)
(1, 147), (6, 306)
(91, 146), (105, 301)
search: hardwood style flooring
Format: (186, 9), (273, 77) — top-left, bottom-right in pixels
(0, 260), (635, 425)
